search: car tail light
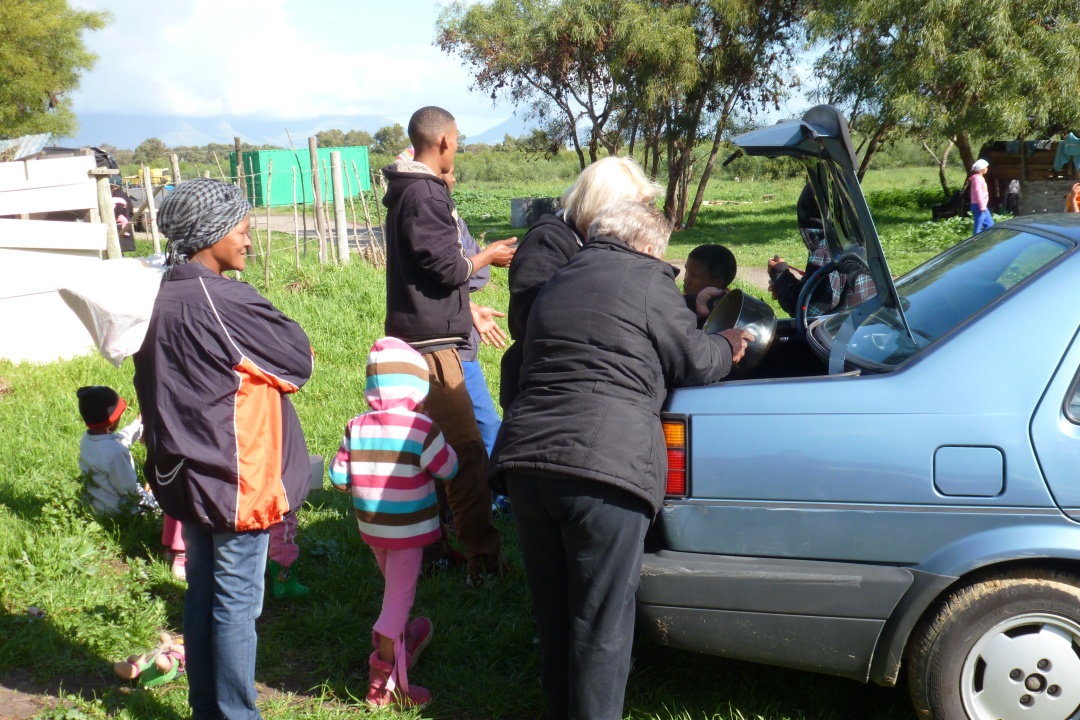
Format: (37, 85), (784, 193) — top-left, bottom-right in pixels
(663, 417), (687, 498)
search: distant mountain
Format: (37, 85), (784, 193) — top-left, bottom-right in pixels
(69, 113), (396, 150)
(469, 115), (536, 145)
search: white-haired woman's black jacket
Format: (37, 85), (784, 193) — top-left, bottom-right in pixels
(490, 236), (733, 513)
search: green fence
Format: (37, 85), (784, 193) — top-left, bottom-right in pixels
(229, 147), (371, 208)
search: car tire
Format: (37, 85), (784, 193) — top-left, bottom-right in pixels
(907, 569), (1080, 720)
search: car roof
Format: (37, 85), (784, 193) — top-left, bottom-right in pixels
(995, 213), (1080, 242)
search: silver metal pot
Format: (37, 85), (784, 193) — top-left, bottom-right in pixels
(703, 289), (777, 377)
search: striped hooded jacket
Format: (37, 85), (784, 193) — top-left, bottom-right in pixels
(133, 262), (313, 532)
(329, 337), (458, 549)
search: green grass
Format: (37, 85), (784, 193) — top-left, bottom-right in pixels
(0, 166), (965, 719)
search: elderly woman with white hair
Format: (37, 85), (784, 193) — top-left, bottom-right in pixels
(490, 200), (750, 720)
(500, 156), (663, 411)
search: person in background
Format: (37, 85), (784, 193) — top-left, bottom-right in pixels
(501, 156), (662, 412)
(134, 178), (314, 720)
(970, 159), (994, 234)
(1066, 181), (1079, 213)
(329, 337), (458, 709)
(110, 183), (136, 253)
(77, 385), (157, 516)
(381, 106), (515, 586)
(491, 200), (750, 720)
(443, 169), (513, 518)
(681, 243), (737, 326)
(76, 385), (188, 579)
(266, 511), (308, 598)
(768, 183), (875, 318)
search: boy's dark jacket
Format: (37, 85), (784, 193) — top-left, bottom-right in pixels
(381, 160), (473, 347)
(133, 263), (313, 532)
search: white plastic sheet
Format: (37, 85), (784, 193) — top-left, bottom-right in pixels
(58, 255), (166, 367)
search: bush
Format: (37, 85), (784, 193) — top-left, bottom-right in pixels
(880, 215), (973, 255)
(866, 186), (948, 211)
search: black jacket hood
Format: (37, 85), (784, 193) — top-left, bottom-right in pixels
(381, 159), (446, 209)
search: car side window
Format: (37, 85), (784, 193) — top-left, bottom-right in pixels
(1067, 371), (1080, 424)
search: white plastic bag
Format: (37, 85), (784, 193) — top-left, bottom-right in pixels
(58, 255), (166, 367)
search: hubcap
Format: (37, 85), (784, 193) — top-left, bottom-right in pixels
(961, 613), (1080, 720)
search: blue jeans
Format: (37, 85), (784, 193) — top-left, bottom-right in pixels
(462, 359), (501, 456)
(182, 524), (270, 720)
(972, 204), (994, 234)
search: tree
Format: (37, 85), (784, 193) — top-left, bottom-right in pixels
(372, 123), (409, 155)
(663, 0), (808, 228)
(0, 0), (109, 139)
(343, 129), (374, 146)
(132, 138), (169, 166)
(437, 0), (699, 169)
(437, 0), (804, 228)
(315, 128), (346, 147)
(810, 0), (1080, 174)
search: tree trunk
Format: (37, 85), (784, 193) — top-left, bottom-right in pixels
(568, 117), (586, 170)
(938, 140), (954, 197)
(954, 134), (975, 175)
(856, 123), (890, 182)
(686, 97), (737, 228)
(628, 114), (639, 159)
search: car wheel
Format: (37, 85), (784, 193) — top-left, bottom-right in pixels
(907, 569), (1080, 720)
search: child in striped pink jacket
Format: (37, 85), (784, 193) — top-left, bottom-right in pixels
(330, 337), (458, 709)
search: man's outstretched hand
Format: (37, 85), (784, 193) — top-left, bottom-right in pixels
(471, 302), (508, 348)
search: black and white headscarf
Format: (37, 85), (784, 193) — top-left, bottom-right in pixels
(158, 178), (250, 267)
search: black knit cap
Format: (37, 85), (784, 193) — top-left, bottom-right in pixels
(76, 386), (127, 430)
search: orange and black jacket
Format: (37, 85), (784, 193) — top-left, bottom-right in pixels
(133, 263), (313, 532)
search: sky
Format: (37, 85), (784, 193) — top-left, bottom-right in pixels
(67, 0), (514, 139)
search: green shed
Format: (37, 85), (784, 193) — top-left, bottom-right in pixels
(229, 147), (370, 208)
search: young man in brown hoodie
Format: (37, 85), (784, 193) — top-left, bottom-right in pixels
(380, 106), (515, 585)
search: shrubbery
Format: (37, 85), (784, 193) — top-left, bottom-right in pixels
(866, 186), (948, 210)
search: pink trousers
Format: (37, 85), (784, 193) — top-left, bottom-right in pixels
(371, 545), (423, 688)
(268, 511), (300, 568)
(161, 513), (184, 553)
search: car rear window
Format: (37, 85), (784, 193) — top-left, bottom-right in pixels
(825, 228), (1069, 367)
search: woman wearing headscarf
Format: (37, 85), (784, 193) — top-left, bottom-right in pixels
(133, 178), (313, 720)
(500, 156), (662, 411)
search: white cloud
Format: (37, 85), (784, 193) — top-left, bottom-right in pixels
(68, 0), (509, 135)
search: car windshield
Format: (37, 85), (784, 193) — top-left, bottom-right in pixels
(821, 227), (1068, 368)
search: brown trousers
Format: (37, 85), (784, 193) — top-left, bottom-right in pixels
(422, 348), (501, 574)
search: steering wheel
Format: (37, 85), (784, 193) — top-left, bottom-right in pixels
(795, 250), (872, 343)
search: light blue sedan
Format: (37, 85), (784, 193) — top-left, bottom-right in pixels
(639, 105), (1080, 720)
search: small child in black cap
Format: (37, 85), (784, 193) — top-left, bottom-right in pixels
(77, 385), (158, 516)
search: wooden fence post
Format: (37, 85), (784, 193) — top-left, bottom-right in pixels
(330, 151), (349, 264)
(308, 137), (326, 265)
(321, 158), (336, 265)
(369, 168), (384, 236)
(292, 167), (300, 270)
(264, 158), (273, 287)
(169, 153), (182, 185)
(353, 160), (381, 265)
(91, 167), (122, 259)
(234, 137), (246, 196)
(344, 161), (364, 259)
(141, 166), (161, 254)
